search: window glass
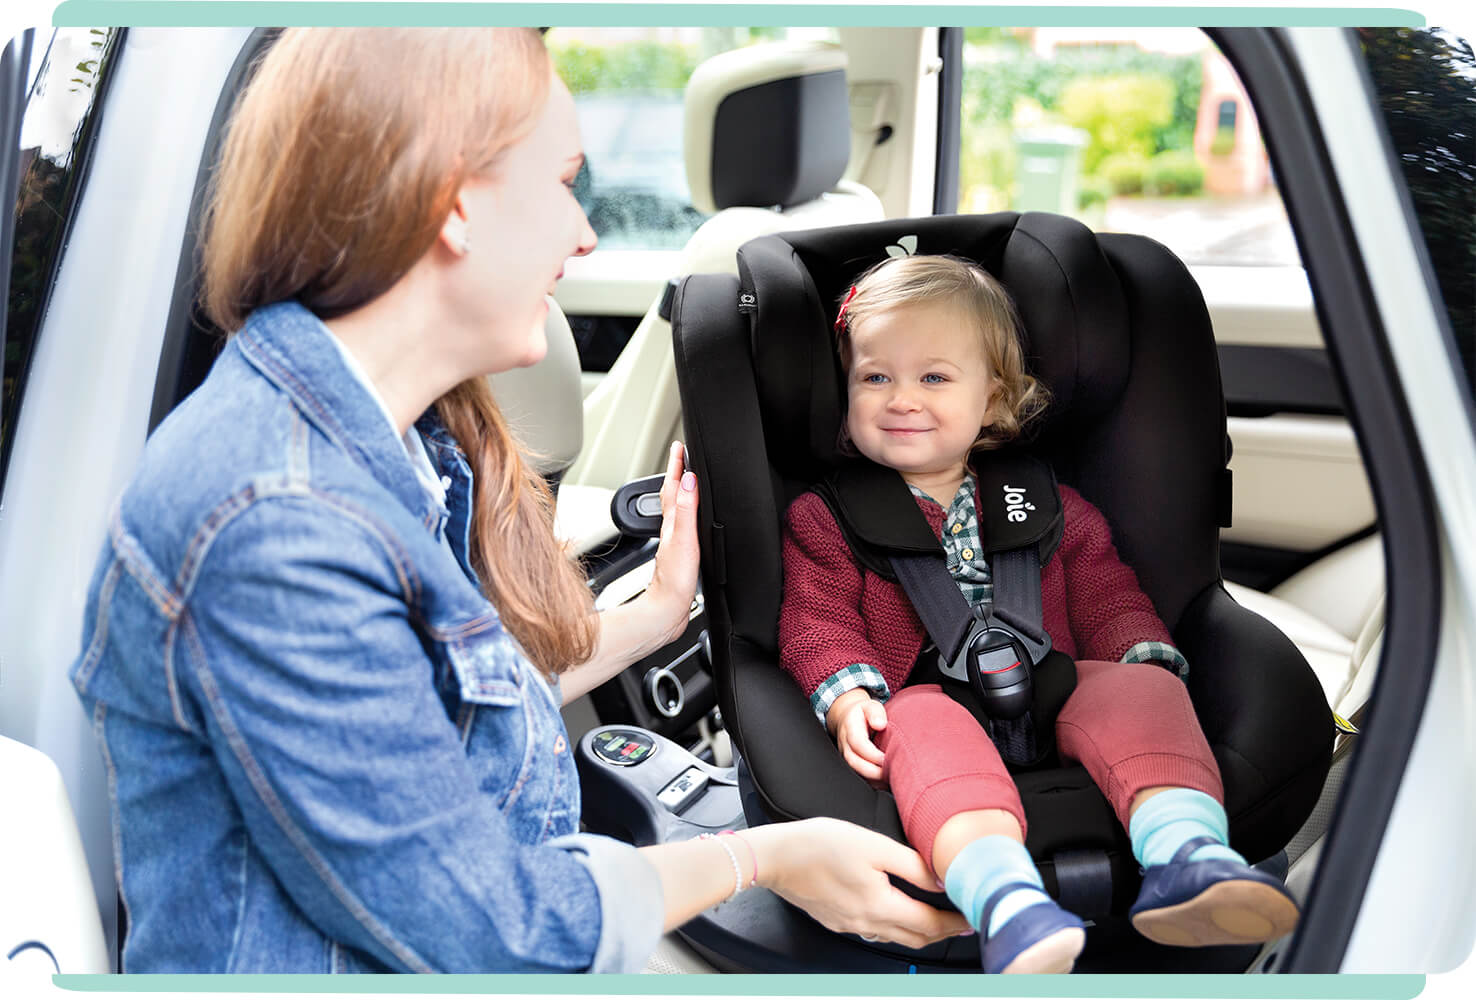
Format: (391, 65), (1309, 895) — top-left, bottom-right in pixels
(3, 28), (118, 491)
(548, 27), (838, 251)
(1356, 27), (1475, 396)
(959, 27), (1299, 267)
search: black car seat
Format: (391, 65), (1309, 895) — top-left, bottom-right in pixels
(670, 211), (1334, 920)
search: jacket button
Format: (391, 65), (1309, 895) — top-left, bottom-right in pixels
(961, 547), (974, 561)
(951, 522), (962, 535)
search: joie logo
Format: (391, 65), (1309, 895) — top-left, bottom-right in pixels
(737, 290), (757, 313)
(1003, 484), (1035, 523)
(885, 234), (918, 259)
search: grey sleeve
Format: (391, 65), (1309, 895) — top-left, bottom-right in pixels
(547, 832), (665, 973)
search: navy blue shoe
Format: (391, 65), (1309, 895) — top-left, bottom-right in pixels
(977, 882), (1086, 974)
(1130, 835), (1300, 948)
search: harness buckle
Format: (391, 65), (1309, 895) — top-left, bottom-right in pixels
(939, 619), (1034, 720)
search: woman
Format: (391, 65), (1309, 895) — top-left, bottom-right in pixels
(69, 27), (968, 972)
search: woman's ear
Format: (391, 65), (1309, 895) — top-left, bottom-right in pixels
(439, 194), (471, 256)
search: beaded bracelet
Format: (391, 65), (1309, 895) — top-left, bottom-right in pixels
(698, 832), (744, 901)
(719, 829), (758, 888)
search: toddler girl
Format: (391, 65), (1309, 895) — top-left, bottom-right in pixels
(778, 254), (1298, 974)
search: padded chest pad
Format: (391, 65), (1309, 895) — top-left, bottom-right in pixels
(813, 451), (1063, 580)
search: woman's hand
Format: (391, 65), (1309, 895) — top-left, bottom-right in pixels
(747, 818), (971, 948)
(558, 442), (699, 703)
(643, 441), (701, 646)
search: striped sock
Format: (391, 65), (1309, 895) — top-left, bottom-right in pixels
(1129, 788), (1245, 868)
(944, 835), (1053, 937)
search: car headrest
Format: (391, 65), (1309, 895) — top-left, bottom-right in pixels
(734, 213), (1134, 477)
(684, 40), (851, 214)
(487, 297), (583, 478)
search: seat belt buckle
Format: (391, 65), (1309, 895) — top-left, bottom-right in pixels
(938, 621), (1034, 720)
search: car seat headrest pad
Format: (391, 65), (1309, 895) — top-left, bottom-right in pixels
(735, 212), (1134, 482)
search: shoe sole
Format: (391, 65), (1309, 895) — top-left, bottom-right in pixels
(1000, 926), (1086, 974)
(1131, 878), (1299, 948)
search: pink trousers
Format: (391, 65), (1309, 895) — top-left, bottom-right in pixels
(874, 660), (1223, 871)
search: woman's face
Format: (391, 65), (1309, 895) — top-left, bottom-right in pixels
(455, 70), (597, 374)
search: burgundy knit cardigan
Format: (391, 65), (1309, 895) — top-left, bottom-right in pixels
(778, 484), (1177, 699)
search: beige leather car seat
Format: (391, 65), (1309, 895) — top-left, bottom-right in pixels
(0, 735), (111, 975)
(486, 299), (620, 555)
(564, 40), (885, 494)
(1224, 533), (1384, 721)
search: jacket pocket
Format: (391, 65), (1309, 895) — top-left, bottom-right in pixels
(440, 626), (542, 825)
(443, 625), (523, 707)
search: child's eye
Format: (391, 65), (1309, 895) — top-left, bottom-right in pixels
(922, 373), (947, 384)
(861, 373), (889, 384)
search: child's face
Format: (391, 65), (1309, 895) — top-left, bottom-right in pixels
(845, 301), (997, 485)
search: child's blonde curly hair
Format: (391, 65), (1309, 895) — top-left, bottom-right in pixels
(834, 253), (1050, 450)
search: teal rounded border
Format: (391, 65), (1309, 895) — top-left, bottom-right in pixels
(53, 972), (1427, 996)
(52, 3), (1426, 28)
(33, 3), (1431, 998)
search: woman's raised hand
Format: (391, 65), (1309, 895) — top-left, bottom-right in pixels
(646, 441), (701, 646)
(747, 818), (972, 948)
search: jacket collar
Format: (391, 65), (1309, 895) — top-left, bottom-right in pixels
(233, 300), (440, 524)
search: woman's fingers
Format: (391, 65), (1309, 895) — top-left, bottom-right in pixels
(646, 441), (700, 643)
(765, 819), (971, 946)
(851, 832), (971, 944)
(867, 832), (949, 895)
(867, 894), (972, 948)
(658, 440), (683, 522)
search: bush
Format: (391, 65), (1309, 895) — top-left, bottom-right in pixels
(1099, 152), (1150, 195)
(1059, 73), (1175, 175)
(1077, 176), (1111, 210)
(551, 40), (699, 95)
(959, 120), (1017, 212)
(1144, 150), (1205, 196)
(962, 44), (1202, 155)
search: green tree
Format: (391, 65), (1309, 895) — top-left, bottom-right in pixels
(1059, 74), (1175, 174)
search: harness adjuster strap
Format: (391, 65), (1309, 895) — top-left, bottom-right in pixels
(1052, 848), (1114, 923)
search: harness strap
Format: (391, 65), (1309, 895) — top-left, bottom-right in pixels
(891, 553), (975, 668)
(989, 547), (1052, 665)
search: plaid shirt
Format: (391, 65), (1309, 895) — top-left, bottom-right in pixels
(810, 475), (1190, 725)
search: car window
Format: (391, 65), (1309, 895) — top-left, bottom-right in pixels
(2, 27), (119, 493)
(1356, 27), (1475, 401)
(958, 27), (1299, 269)
(548, 27), (838, 252)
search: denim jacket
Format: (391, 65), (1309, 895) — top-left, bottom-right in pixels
(70, 301), (663, 973)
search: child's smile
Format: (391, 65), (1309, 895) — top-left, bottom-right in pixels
(845, 301), (996, 497)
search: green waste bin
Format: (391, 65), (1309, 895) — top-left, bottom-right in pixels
(1013, 127), (1088, 215)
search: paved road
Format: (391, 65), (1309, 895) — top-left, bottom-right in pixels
(1102, 190), (1301, 267)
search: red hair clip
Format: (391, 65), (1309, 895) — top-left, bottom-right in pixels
(834, 285), (858, 332)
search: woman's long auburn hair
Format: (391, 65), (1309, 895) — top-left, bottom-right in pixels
(199, 27), (597, 677)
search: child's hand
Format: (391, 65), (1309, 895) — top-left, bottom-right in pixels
(827, 689), (888, 782)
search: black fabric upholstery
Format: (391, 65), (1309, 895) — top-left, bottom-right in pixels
(711, 70), (851, 210)
(670, 211), (1333, 905)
